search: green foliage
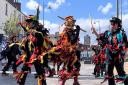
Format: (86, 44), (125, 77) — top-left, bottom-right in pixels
(3, 11), (21, 37)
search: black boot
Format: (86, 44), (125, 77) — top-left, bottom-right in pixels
(108, 78), (115, 85)
(42, 79), (47, 85)
(124, 77), (128, 85)
(73, 76), (80, 85)
(1, 71), (9, 76)
(17, 73), (28, 85)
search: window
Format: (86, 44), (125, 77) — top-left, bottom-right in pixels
(5, 4), (8, 16)
(18, 14), (21, 21)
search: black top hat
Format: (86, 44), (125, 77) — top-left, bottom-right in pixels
(25, 15), (37, 22)
(110, 17), (121, 24)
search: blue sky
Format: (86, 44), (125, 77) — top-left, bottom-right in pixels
(20, 0), (119, 21)
(19, 0), (128, 44)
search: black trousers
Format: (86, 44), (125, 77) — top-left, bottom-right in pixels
(107, 53), (127, 85)
(93, 64), (100, 76)
(2, 56), (17, 72)
(34, 60), (47, 85)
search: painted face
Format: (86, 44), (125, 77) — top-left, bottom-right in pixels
(111, 22), (118, 30)
(12, 37), (17, 42)
(64, 18), (75, 28)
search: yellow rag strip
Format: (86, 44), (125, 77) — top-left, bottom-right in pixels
(43, 40), (48, 49)
(38, 79), (42, 85)
(29, 41), (33, 52)
(26, 26), (29, 31)
(20, 73), (24, 79)
(9, 43), (15, 47)
(37, 75), (45, 85)
(40, 55), (44, 64)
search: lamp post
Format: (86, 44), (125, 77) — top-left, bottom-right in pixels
(43, 0), (44, 26)
(120, 0), (122, 23)
(42, 0), (52, 27)
(116, 0), (119, 18)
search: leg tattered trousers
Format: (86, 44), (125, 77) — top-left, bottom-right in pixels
(108, 59), (126, 85)
(34, 60), (47, 85)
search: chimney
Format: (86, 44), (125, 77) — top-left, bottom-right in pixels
(14, 2), (21, 11)
(7, 0), (14, 4)
(7, 0), (21, 11)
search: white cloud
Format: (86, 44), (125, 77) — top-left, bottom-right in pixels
(26, 0), (42, 11)
(76, 14), (128, 44)
(39, 20), (59, 34)
(39, 13), (128, 45)
(76, 18), (109, 44)
(122, 0), (128, 13)
(48, 0), (65, 10)
(98, 2), (112, 14)
(98, 5), (103, 11)
(39, 18), (109, 44)
(122, 13), (128, 33)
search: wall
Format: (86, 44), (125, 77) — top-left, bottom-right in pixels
(0, 0), (25, 34)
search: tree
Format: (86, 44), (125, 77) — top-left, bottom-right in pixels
(3, 11), (21, 37)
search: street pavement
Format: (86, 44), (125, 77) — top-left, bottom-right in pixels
(0, 62), (128, 85)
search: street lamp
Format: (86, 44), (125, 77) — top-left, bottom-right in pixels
(116, 0), (119, 18)
(42, 0), (44, 26)
(120, 0), (122, 23)
(37, 0), (45, 27)
(42, 0), (52, 27)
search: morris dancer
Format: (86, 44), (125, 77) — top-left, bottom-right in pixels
(92, 17), (128, 85)
(56, 16), (82, 85)
(1, 35), (21, 75)
(16, 14), (53, 85)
